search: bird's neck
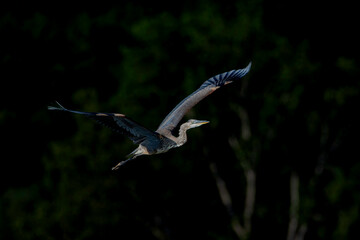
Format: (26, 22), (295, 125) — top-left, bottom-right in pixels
(175, 124), (189, 147)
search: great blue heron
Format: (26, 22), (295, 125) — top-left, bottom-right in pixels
(49, 62), (251, 169)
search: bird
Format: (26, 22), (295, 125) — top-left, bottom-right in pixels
(48, 62), (251, 170)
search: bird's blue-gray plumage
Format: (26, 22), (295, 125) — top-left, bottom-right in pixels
(199, 62), (252, 89)
(156, 62), (252, 135)
(49, 102), (161, 145)
(48, 62), (251, 169)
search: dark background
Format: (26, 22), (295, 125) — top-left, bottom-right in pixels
(1, 1), (359, 239)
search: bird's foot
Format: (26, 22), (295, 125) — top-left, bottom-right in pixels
(112, 158), (132, 170)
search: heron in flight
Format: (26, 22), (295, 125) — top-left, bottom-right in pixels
(49, 62), (251, 170)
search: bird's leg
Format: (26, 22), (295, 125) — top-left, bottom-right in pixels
(112, 146), (145, 170)
(112, 157), (134, 170)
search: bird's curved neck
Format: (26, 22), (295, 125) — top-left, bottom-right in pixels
(175, 124), (189, 147)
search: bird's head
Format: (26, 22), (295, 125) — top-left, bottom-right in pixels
(186, 119), (210, 129)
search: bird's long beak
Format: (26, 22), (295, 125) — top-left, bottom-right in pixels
(194, 120), (210, 126)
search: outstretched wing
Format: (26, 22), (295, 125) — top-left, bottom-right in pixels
(156, 62), (251, 135)
(48, 102), (158, 145)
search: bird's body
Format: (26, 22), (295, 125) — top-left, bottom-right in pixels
(49, 62), (251, 169)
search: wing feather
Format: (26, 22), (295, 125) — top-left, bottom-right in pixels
(156, 62), (251, 135)
(48, 102), (158, 144)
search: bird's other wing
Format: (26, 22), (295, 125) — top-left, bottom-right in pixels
(48, 102), (158, 145)
(156, 62), (251, 135)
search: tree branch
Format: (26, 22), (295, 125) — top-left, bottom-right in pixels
(287, 172), (307, 240)
(209, 162), (246, 239)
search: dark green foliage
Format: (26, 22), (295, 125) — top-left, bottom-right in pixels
(1, 1), (359, 239)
